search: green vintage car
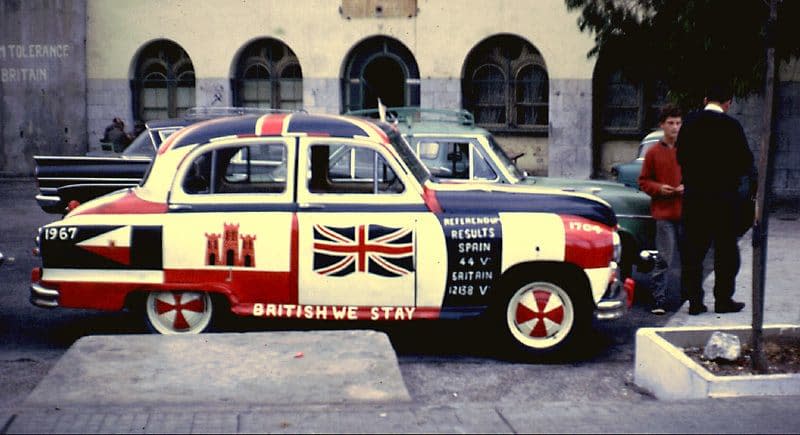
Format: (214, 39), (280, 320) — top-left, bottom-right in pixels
(347, 108), (656, 278)
(610, 130), (664, 189)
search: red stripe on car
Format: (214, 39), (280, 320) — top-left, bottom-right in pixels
(290, 213), (299, 303)
(70, 190), (167, 216)
(257, 114), (288, 136)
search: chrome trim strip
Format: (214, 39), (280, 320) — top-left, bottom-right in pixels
(615, 214), (654, 220)
(37, 177), (142, 182)
(35, 194), (61, 205)
(34, 155), (151, 162)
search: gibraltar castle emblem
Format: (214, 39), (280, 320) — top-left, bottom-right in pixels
(204, 223), (256, 267)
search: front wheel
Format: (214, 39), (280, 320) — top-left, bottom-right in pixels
(496, 275), (591, 359)
(144, 291), (213, 334)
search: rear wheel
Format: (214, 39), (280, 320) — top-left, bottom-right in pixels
(496, 274), (591, 359)
(144, 291), (213, 334)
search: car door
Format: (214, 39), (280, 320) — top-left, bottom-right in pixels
(295, 138), (428, 308)
(165, 137), (296, 305)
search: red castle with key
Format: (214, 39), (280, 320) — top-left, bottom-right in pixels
(205, 223), (256, 267)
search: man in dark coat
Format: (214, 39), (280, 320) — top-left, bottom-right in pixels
(676, 84), (754, 315)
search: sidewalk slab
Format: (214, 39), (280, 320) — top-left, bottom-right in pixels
(23, 330), (410, 408)
(7, 398), (800, 434)
(666, 217), (800, 328)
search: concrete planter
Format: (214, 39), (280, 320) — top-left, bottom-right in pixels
(634, 324), (800, 400)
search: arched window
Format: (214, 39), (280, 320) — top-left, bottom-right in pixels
(132, 40), (195, 121)
(342, 36), (420, 113)
(233, 38), (302, 110)
(595, 51), (669, 136)
(463, 35), (548, 133)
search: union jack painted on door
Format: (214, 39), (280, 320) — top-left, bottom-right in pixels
(312, 224), (414, 277)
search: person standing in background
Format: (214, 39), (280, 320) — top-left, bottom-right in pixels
(638, 104), (683, 315)
(677, 83), (754, 315)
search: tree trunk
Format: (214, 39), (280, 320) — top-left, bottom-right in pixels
(751, 0), (779, 374)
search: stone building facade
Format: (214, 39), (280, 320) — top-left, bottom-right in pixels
(1, 0), (797, 199)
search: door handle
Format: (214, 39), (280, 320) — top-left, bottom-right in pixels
(298, 203), (325, 210)
(168, 204), (193, 211)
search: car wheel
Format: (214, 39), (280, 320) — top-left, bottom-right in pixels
(144, 291), (213, 334)
(497, 274), (590, 359)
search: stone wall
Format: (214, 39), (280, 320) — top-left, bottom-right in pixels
(548, 79), (593, 179)
(0, 0), (86, 175)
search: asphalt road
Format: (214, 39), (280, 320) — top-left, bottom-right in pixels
(0, 178), (671, 411)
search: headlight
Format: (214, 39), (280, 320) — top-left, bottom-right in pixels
(611, 230), (621, 263)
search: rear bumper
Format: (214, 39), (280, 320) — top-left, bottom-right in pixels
(30, 268), (59, 308)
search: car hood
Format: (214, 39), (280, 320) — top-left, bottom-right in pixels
(428, 182), (617, 228)
(522, 176), (650, 216)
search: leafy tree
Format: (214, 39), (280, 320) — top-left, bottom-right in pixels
(565, 0), (800, 109)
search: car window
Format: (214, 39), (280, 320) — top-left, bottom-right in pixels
(487, 135), (525, 180)
(472, 146), (497, 180)
(413, 139), (497, 181)
(419, 140), (468, 179)
(309, 144), (404, 194)
(155, 127), (182, 146)
(183, 142), (288, 195)
(122, 131), (155, 157)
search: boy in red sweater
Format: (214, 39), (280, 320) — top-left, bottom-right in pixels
(638, 105), (683, 314)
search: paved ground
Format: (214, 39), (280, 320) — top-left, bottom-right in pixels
(1, 194), (798, 433)
(666, 212), (800, 328)
(23, 331), (411, 408)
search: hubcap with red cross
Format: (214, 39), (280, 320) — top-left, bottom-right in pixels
(505, 281), (575, 349)
(145, 291), (213, 334)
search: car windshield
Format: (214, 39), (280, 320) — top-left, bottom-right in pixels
(487, 135), (526, 181)
(123, 126), (185, 159)
(638, 140), (659, 158)
(122, 131), (155, 158)
(387, 131), (430, 185)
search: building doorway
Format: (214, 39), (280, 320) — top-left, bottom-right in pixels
(363, 56), (405, 109)
(341, 36), (419, 113)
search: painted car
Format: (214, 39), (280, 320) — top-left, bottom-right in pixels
(347, 108), (656, 277)
(610, 130), (664, 189)
(31, 112), (628, 358)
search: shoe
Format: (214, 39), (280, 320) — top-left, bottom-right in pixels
(715, 300), (745, 313)
(688, 304), (708, 315)
(651, 307), (666, 315)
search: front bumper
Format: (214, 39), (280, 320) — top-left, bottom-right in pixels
(594, 275), (634, 321)
(30, 268), (59, 308)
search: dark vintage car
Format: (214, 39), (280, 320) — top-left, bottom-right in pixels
(34, 119), (191, 214)
(32, 112), (629, 358)
(346, 107), (656, 278)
